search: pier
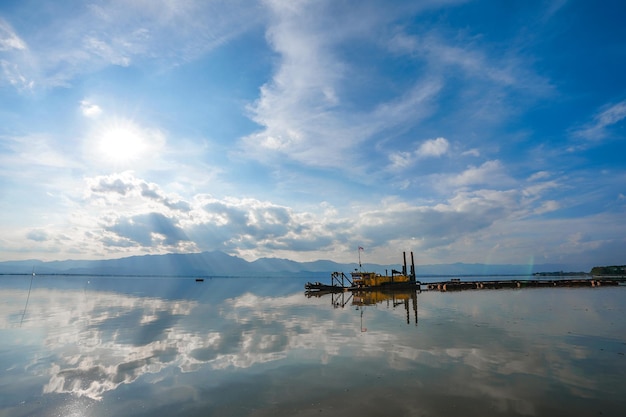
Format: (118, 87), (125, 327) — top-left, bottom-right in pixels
(306, 276), (626, 294)
(423, 277), (625, 292)
(305, 252), (626, 294)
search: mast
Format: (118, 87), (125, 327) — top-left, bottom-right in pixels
(402, 252), (407, 276)
(358, 246), (363, 271)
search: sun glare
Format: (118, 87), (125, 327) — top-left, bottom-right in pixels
(96, 122), (147, 164)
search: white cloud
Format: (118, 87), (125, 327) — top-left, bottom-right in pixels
(3, 164), (624, 268)
(83, 36), (131, 66)
(447, 160), (509, 187)
(86, 172), (187, 212)
(1, 1), (622, 270)
(241, 2), (444, 170)
(385, 25), (553, 148)
(389, 137), (449, 169)
(0, 134), (80, 173)
(26, 229), (49, 242)
(0, 19), (27, 51)
(528, 171), (551, 181)
(1, 59), (34, 90)
(574, 100), (626, 140)
(388, 31), (551, 94)
(80, 100), (103, 118)
(522, 180), (559, 200)
(534, 200), (560, 215)
(17, 169), (528, 262)
(76, 172), (336, 257)
(462, 148), (480, 157)
(240, 2), (356, 165)
(1, 0), (261, 89)
(370, 79), (443, 129)
(416, 137), (449, 158)
(388, 151), (413, 169)
(458, 212), (626, 268)
(241, 0), (551, 175)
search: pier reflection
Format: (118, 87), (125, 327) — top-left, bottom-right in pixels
(3, 276), (626, 416)
(306, 288), (419, 326)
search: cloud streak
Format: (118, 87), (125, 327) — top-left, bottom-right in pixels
(0, 0), (262, 89)
(0, 0), (624, 268)
(574, 100), (626, 141)
(0, 19), (26, 51)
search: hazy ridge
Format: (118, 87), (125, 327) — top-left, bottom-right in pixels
(0, 251), (584, 277)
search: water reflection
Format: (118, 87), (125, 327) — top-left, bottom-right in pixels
(3, 277), (363, 404)
(5, 286), (197, 401)
(307, 288), (420, 326)
(1, 276), (625, 416)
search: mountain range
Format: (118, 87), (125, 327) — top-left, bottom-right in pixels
(0, 251), (586, 277)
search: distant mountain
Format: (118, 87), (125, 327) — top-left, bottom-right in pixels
(250, 257), (350, 274)
(0, 252), (247, 276)
(0, 251), (588, 277)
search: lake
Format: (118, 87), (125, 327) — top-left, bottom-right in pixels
(1, 275), (625, 416)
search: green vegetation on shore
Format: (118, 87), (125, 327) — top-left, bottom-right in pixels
(590, 265), (626, 276)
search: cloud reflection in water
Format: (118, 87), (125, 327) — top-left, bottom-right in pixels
(1, 279), (626, 416)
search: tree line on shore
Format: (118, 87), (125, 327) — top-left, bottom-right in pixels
(590, 265), (626, 275)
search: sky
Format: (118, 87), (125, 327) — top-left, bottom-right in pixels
(0, 0), (625, 269)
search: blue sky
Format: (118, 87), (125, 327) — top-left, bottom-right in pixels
(1, 0), (625, 269)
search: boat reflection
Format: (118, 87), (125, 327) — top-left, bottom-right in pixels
(306, 288), (419, 326)
(3, 276), (626, 416)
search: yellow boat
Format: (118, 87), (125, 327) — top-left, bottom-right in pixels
(351, 251), (417, 288)
(306, 251), (420, 291)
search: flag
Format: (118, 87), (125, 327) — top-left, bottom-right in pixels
(358, 246), (364, 251)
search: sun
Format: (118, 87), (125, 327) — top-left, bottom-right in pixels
(85, 117), (166, 168)
(96, 121), (148, 164)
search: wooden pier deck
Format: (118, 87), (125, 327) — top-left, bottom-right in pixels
(423, 278), (625, 292)
(306, 277), (626, 295)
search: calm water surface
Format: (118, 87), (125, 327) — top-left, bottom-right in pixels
(1, 275), (625, 416)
